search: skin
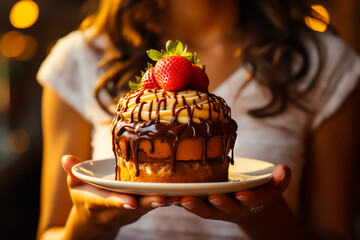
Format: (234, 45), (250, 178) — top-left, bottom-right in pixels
(37, 1), (359, 239)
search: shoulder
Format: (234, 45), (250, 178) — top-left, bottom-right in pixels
(300, 30), (360, 130)
(55, 28), (109, 51)
(37, 30), (101, 121)
(57, 30), (85, 45)
(302, 30), (359, 68)
(38, 29), (107, 78)
(37, 31), (86, 80)
(314, 31), (348, 49)
(49, 30), (93, 59)
(299, 29), (360, 88)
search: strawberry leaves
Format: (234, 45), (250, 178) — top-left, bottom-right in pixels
(146, 49), (163, 61)
(147, 40), (193, 62)
(129, 62), (153, 90)
(166, 40), (174, 54)
(129, 77), (141, 90)
(175, 40), (184, 55)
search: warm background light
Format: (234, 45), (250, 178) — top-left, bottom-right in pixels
(0, 31), (38, 60)
(0, 58), (10, 112)
(0, 31), (27, 58)
(9, 128), (31, 154)
(305, 4), (330, 32)
(10, 0), (39, 29)
(17, 34), (38, 60)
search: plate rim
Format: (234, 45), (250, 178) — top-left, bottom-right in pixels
(72, 157), (274, 190)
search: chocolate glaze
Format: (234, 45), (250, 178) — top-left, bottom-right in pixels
(111, 89), (237, 178)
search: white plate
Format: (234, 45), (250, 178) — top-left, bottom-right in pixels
(72, 157), (274, 196)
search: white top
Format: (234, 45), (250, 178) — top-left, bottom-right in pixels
(37, 30), (360, 240)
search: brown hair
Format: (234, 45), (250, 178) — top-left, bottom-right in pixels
(81, 0), (326, 117)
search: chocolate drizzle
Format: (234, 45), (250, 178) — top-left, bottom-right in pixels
(111, 89), (237, 178)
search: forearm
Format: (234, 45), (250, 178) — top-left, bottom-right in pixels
(39, 207), (120, 240)
(38, 227), (65, 240)
(62, 207), (121, 240)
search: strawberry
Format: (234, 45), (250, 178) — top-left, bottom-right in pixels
(133, 40), (208, 92)
(141, 67), (160, 89)
(154, 55), (193, 92)
(187, 65), (209, 92)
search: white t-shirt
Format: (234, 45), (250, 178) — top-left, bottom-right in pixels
(37, 30), (359, 240)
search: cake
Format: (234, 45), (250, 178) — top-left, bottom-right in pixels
(111, 41), (237, 183)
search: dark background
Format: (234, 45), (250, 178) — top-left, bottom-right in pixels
(0, 0), (87, 239)
(0, 0), (359, 239)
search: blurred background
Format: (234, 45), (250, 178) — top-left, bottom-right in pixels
(0, 0), (359, 239)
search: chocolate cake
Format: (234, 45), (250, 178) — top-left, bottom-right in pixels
(111, 40), (237, 183)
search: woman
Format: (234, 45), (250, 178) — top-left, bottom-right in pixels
(37, 0), (359, 239)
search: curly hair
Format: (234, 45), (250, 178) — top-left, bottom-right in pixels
(80, 0), (328, 117)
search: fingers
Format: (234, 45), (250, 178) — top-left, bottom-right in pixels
(63, 154), (169, 212)
(235, 164), (291, 208)
(75, 187), (169, 210)
(208, 194), (248, 216)
(138, 195), (167, 208)
(181, 196), (223, 220)
(61, 155), (81, 173)
(73, 185), (138, 210)
(72, 188), (140, 225)
(271, 164), (291, 190)
(61, 155), (83, 187)
(167, 196), (181, 205)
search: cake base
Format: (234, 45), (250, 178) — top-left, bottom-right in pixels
(116, 157), (230, 183)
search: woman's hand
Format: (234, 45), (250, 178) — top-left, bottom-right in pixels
(179, 164), (291, 225)
(61, 155), (177, 240)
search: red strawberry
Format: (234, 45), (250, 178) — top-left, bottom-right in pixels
(187, 65), (209, 92)
(141, 67), (160, 89)
(154, 56), (193, 92)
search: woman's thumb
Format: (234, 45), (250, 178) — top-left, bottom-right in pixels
(61, 155), (83, 187)
(271, 164), (291, 190)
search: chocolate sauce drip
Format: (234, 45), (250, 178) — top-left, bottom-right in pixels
(126, 140), (131, 161)
(130, 105), (136, 122)
(135, 89), (144, 103)
(148, 100), (153, 119)
(223, 137), (228, 162)
(200, 137), (207, 163)
(112, 119), (237, 177)
(195, 90), (201, 99)
(156, 98), (166, 122)
(138, 102), (145, 122)
(181, 95), (187, 106)
(230, 135), (236, 165)
(111, 89), (238, 178)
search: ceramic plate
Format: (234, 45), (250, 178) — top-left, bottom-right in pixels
(72, 157), (274, 196)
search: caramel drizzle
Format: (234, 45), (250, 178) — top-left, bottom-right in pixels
(111, 89), (237, 178)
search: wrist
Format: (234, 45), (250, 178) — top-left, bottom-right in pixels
(62, 207), (120, 240)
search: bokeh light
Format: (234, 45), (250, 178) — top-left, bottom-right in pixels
(17, 35), (38, 60)
(0, 59), (10, 112)
(234, 48), (242, 58)
(9, 128), (31, 155)
(0, 31), (27, 58)
(0, 31), (38, 60)
(10, 0), (39, 29)
(305, 5), (330, 32)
